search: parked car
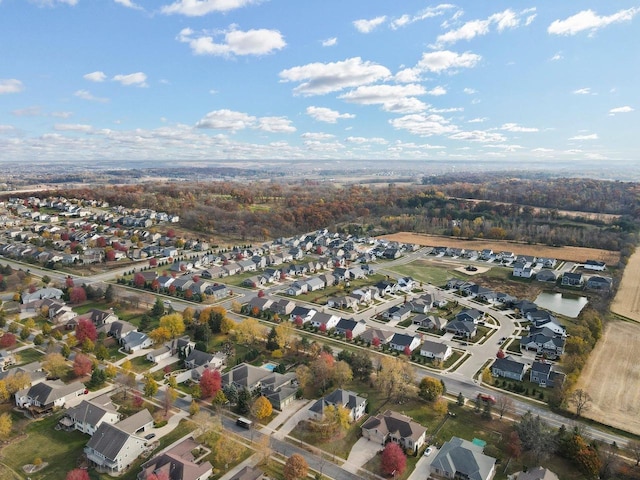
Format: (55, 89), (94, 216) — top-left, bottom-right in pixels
(424, 447), (433, 456)
(145, 433), (156, 440)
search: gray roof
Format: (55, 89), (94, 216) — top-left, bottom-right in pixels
(117, 409), (153, 434)
(420, 339), (450, 355)
(24, 380), (84, 406)
(492, 357), (527, 375)
(65, 399), (117, 427)
(122, 331), (149, 348)
(515, 467), (559, 480)
(86, 423), (132, 461)
(185, 349), (214, 367)
(431, 436), (496, 480)
(362, 410), (426, 442)
(140, 437), (213, 480)
(310, 388), (366, 415)
(390, 333), (417, 347)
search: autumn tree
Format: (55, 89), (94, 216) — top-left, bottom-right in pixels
(570, 389), (592, 417)
(0, 333), (16, 348)
(506, 431), (522, 459)
(76, 318), (98, 344)
(376, 356), (416, 404)
(69, 286), (87, 304)
(73, 353), (93, 377)
(159, 313), (185, 338)
(133, 273), (146, 287)
(629, 440), (640, 466)
(213, 435), (244, 468)
(284, 453), (308, 480)
(0, 412), (11, 440)
(381, 442), (406, 476)
(4, 371), (30, 395)
(419, 376), (444, 402)
(310, 351), (335, 393)
(143, 374), (158, 397)
(252, 395), (273, 420)
(333, 360), (353, 385)
(0, 381), (9, 403)
(495, 395), (515, 419)
(274, 321), (294, 350)
(150, 326), (172, 344)
(199, 369), (222, 399)
(433, 398), (449, 417)
(164, 386), (178, 415)
(66, 469), (90, 480)
(234, 318), (265, 345)
(43, 352), (69, 379)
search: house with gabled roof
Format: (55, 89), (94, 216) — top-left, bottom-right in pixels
(359, 328), (394, 346)
(310, 388), (367, 422)
(536, 269), (557, 283)
(529, 360), (565, 389)
(510, 466), (559, 480)
(389, 333), (421, 352)
(121, 331), (153, 353)
(520, 334), (565, 358)
(271, 298), (295, 316)
(361, 410), (427, 454)
(446, 320), (477, 339)
(491, 356), (527, 381)
(15, 380), (85, 413)
(80, 308), (118, 328)
(289, 306), (316, 324)
(334, 318), (367, 338)
(221, 363), (297, 410)
(310, 312), (340, 330)
(247, 297), (273, 313)
(561, 272), (583, 286)
(60, 395), (120, 435)
(412, 314), (447, 331)
(419, 340), (453, 362)
(184, 350), (226, 370)
(384, 304), (412, 322)
(584, 260), (606, 271)
(138, 436), (213, 480)
(456, 308), (484, 324)
(586, 275), (612, 291)
(430, 436), (496, 480)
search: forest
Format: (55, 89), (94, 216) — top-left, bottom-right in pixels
(48, 174), (640, 264)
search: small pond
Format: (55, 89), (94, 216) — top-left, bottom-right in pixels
(534, 291), (588, 318)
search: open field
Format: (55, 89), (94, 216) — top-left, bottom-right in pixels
(611, 248), (640, 322)
(577, 321), (640, 435)
(380, 232), (620, 264)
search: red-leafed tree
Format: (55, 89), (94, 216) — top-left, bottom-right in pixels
(294, 316), (303, 327)
(497, 349), (506, 359)
(76, 318), (97, 343)
(192, 275), (200, 283)
(133, 273), (146, 288)
(168, 285), (176, 295)
(96, 237), (107, 248)
(105, 250), (116, 261)
(66, 468), (90, 480)
(70, 286), (87, 304)
(0, 333), (16, 348)
(60, 232), (70, 241)
(133, 394), (143, 408)
(166, 229), (176, 238)
(73, 353), (93, 377)
(372, 337), (381, 348)
(257, 290), (265, 298)
(151, 280), (160, 292)
(65, 276), (75, 288)
(381, 442), (406, 476)
(403, 345), (412, 356)
(319, 323), (327, 333)
(28, 284), (37, 294)
(345, 330), (353, 341)
(149, 257), (158, 267)
(184, 289), (193, 300)
(506, 431), (522, 459)
(199, 368), (221, 399)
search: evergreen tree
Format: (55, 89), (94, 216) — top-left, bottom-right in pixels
(237, 387), (251, 415)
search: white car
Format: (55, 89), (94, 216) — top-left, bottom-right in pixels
(424, 447), (433, 456)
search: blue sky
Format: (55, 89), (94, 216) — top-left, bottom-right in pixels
(0, 0), (638, 163)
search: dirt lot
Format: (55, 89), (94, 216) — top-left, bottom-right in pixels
(380, 232), (620, 265)
(577, 321), (640, 435)
(611, 248), (640, 322)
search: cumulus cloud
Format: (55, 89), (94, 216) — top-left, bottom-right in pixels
(12, 106), (41, 117)
(306, 106), (355, 123)
(569, 133), (598, 140)
(463, 87), (477, 94)
(389, 113), (458, 136)
(548, 7), (639, 36)
(434, 8), (536, 46)
(501, 123), (538, 132)
(51, 111), (73, 118)
(83, 71), (107, 82)
(74, 90), (109, 103)
(0, 79), (24, 94)
(353, 16), (387, 33)
(114, 0), (142, 9)
(572, 87), (592, 95)
(345, 136), (388, 144)
(256, 116), (296, 133)
(161, 0), (260, 16)
(113, 72), (148, 87)
(178, 27), (286, 57)
(449, 130), (507, 142)
(301, 132), (335, 140)
(196, 109), (256, 131)
(416, 50), (481, 74)
(279, 57), (391, 96)
(609, 106), (634, 114)
(322, 37), (337, 47)
(54, 123), (92, 132)
(426, 86), (447, 96)
(468, 117), (487, 123)
(390, 4), (455, 29)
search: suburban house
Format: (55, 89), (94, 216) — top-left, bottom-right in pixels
(146, 345), (173, 364)
(85, 410), (153, 474)
(384, 304), (412, 322)
(243, 276), (265, 289)
(561, 272), (583, 286)
(412, 314), (447, 331)
(304, 277), (326, 292)
(15, 380), (85, 414)
(388, 333), (421, 353)
(185, 350), (226, 370)
(21, 287), (63, 304)
(285, 281), (308, 296)
(361, 410), (427, 454)
(491, 357), (527, 381)
(455, 309), (484, 324)
(445, 320), (477, 339)
(121, 331), (153, 353)
(584, 260), (606, 271)
(430, 436), (497, 480)
(326, 295), (359, 309)
(509, 467), (559, 480)
(81, 308), (119, 328)
(309, 388), (367, 422)
(289, 306), (317, 324)
(536, 269), (557, 283)
(205, 284), (230, 300)
(529, 361), (565, 388)
(396, 276), (416, 292)
(334, 318), (367, 338)
(359, 328), (394, 346)
(106, 320), (137, 340)
(520, 334), (565, 358)
(270, 299), (296, 316)
(309, 312), (341, 330)
(221, 363), (298, 410)
(419, 340), (453, 362)
(0, 351), (16, 371)
(513, 261), (534, 278)
(138, 437), (213, 480)
(247, 297), (273, 313)
(585, 275), (612, 291)
(60, 395), (120, 435)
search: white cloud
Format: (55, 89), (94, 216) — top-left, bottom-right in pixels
(389, 113), (458, 136)
(550, 51), (563, 61)
(390, 4), (455, 29)
(609, 106), (634, 114)
(29, 0), (78, 6)
(339, 84), (428, 113)
(468, 117), (487, 123)
(532, 147), (554, 153)
(196, 109), (256, 131)
(572, 87), (592, 95)
(74, 89), (109, 103)
(301, 132), (335, 140)
(525, 14), (537, 26)
(0, 125), (16, 133)
(548, 8), (640, 36)
(449, 130), (506, 142)
(434, 8), (536, 46)
(113, 72), (148, 87)
(178, 27), (286, 57)
(322, 37), (337, 47)
(257, 116), (296, 133)
(501, 123), (538, 132)
(306, 106), (355, 123)
(279, 57), (391, 96)
(0, 79), (24, 94)
(484, 143), (524, 152)
(426, 86), (447, 96)
(83, 71), (107, 82)
(12, 106), (41, 117)
(416, 50), (481, 74)
(394, 68), (421, 83)
(345, 136), (387, 145)
(161, 0), (260, 16)
(54, 123), (92, 132)
(429, 107), (463, 113)
(51, 111), (73, 118)
(463, 87), (477, 94)
(569, 133), (598, 140)
(114, 0), (142, 9)
(353, 16), (387, 33)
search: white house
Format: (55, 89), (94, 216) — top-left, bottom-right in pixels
(419, 340), (453, 362)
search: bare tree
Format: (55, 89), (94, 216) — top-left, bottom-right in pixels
(495, 395), (515, 419)
(628, 440), (640, 466)
(570, 389), (592, 417)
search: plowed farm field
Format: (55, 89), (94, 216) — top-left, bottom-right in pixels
(611, 248), (640, 322)
(379, 232), (619, 265)
(577, 321), (640, 435)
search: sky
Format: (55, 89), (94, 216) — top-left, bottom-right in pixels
(0, 0), (638, 164)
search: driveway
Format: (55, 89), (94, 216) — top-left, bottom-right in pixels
(267, 399), (314, 440)
(343, 436), (380, 474)
(407, 446), (439, 480)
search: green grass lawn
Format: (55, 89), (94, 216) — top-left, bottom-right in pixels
(14, 348), (45, 365)
(129, 355), (155, 373)
(387, 260), (463, 287)
(289, 419), (363, 460)
(1, 412), (89, 480)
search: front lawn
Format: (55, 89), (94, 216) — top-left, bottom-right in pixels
(388, 260), (463, 287)
(129, 355), (155, 373)
(14, 347), (45, 366)
(289, 418), (364, 460)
